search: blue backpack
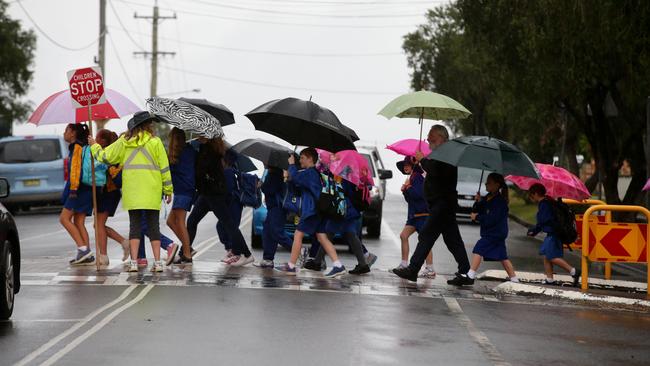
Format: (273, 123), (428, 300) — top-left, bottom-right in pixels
(81, 146), (107, 186)
(237, 172), (262, 208)
(282, 182), (302, 216)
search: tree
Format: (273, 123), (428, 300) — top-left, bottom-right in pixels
(0, 0), (36, 137)
(404, 0), (650, 206)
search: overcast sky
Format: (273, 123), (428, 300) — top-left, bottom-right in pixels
(8, 0), (449, 192)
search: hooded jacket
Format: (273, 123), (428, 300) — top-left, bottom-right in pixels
(91, 131), (172, 210)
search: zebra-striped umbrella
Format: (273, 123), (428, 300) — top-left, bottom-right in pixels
(147, 97), (223, 138)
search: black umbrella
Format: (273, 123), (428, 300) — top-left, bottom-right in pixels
(189, 139), (257, 173)
(245, 97), (356, 152)
(178, 98), (235, 126)
(231, 138), (295, 170)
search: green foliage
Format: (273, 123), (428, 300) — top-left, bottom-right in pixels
(404, 0), (650, 204)
(0, 0), (36, 137)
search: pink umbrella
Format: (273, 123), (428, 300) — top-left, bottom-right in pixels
(643, 178), (650, 191)
(386, 138), (431, 157)
(28, 89), (141, 125)
(316, 148), (333, 172)
(329, 150), (374, 187)
(506, 163), (590, 200)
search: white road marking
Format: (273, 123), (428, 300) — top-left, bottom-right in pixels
(444, 297), (511, 366)
(20, 229), (67, 242)
(193, 213), (253, 259)
(381, 219), (402, 250)
(38, 284), (155, 366)
(13, 285), (139, 366)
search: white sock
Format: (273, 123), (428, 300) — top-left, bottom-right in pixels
(401, 260), (408, 267)
(79, 246), (88, 252)
(570, 268), (576, 276)
(509, 276), (519, 283)
(333, 260), (342, 268)
(425, 265), (435, 272)
(546, 277), (555, 283)
(287, 262), (295, 269)
(467, 269), (477, 279)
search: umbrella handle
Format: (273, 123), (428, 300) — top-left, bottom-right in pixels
(417, 107), (424, 153)
(477, 169), (485, 195)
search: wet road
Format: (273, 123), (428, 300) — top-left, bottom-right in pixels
(3, 195), (650, 366)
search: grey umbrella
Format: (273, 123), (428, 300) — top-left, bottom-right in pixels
(231, 138), (295, 169)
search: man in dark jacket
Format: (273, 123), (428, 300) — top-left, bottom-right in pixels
(392, 125), (472, 286)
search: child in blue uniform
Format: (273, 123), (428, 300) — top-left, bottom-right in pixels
(254, 166), (293, 268)
(60, 123), (94, 265)
(276, 148), (346, 277)
(216, 150), (243, 264)
(527, 183), (581, 286)
(396, 157), (435, 277)
(466, 173), (517, 283)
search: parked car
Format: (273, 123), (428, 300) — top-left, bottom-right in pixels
(456, 167), (488, 219)
(0, 135), (68, 213)
(0, 177), (21, 319)
(250, 144), (392, 247)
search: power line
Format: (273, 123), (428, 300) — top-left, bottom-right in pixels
(159, 65), (402, 95)
(108, 32), (143, 102)
(15, 0), (104, 51)
(182, 0), (444, 6)
(107, 25), (403, 57)
(115, 0), (422, 28)
(108, 0), (146, 51)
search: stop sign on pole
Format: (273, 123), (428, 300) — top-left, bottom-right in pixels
(66, 66), (106, 108)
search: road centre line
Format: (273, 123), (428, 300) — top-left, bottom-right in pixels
(39, 284), (155, 366)
(193, 213), (252, 259)
(444, 297), (511, 366)
(13, 284), (139, 366)
(20, 229), (67, 243)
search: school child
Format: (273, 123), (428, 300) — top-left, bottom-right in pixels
(88, 111), (173, 272)
(465, 173), (517, 283)
(136, 217), (178, 267)
(396, 156), (435, 278)
(60, 123), (94, 265)
(217, 150), (244, 264)
(165, 127), (196, 264)
(275, 148), (346, 277)
(94, 129), (130, 266)
(254, 166), (293, 268)
(527, 183), (581, 286)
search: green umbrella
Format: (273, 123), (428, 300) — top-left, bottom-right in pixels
(378, 91), (472, 148)
(428, 136), (540, 191)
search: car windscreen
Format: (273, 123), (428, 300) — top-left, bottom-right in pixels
(457, 167), (484, 182)
(0, 139), (62, 164)
(361, 153), (376, 177)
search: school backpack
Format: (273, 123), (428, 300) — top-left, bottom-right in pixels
(317, 173), (347, 221)
(236, 172), (262, 208)
(350, 184), (371, 212)
(81, 146), (107, 187)
(548, 198), (578, 246)
(282, 181), (302, 216)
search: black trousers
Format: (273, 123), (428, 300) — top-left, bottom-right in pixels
(408, 200), (470, 274)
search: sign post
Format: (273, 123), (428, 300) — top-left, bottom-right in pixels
(67, 66), (105, 271)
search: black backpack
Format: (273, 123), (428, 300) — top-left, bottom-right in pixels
(316, 173), (347, 221)
(350, 185), (370, 212)
(548, 198), (578, 247)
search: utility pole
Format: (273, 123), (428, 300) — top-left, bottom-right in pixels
(97, 0), (106, 76)
(134, 0), (176, 98)
(646, 96), (650, 208)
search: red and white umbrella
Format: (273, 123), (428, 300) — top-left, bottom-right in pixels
(506, 163), (591, 200)
(28, 89), (141, 125)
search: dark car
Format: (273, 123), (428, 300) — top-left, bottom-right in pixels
(0, 177), (20, 319)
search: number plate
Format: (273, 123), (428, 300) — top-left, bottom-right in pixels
(23, 179), (41, 187)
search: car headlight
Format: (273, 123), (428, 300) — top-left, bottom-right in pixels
(458, 194), (475, 200)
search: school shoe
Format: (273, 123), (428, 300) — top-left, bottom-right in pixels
(571, 269), (582, 287)
(166, 243), (179, 266)
(542, 279), (560, 286)
(349, 264), (370, 275)
(231, 255), (254, 267)
(253, 259), (274, 268)
(137, 258), (148, 267)
(392, 267), (418, 282)
(419, 268), (437, 279)
(69, 248), (94, 265)
(173, 253), (193, 265)
(223, 255), (241, 265)
(127, 260), (139, 272)
(366, 252), (378, 267)
(275, 263), (297, 275)
(121, 239), (130, 261)
(151, 260), (164, 272)
(447, 273), (474, 286)
(324, 265), (347, 278)
(302, 259), (322, 272)
(220, 250), (234, 262)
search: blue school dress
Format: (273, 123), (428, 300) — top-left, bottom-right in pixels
(403, 172), (428, 233)
(529, 198), (563, 260)
(472, 193), (509, 261)
(217, 166), (243, 250)
(62, 140), (93, 216)
(288, 164), (323, 235)
(97, 168), (122, 217)
(170, 143), (197, 211)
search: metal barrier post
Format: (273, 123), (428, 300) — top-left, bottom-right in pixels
(581, 204), (650, 298)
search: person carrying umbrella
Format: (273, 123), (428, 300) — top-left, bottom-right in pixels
(392, 125), (472, 285)
(88, 111), (173, 272)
